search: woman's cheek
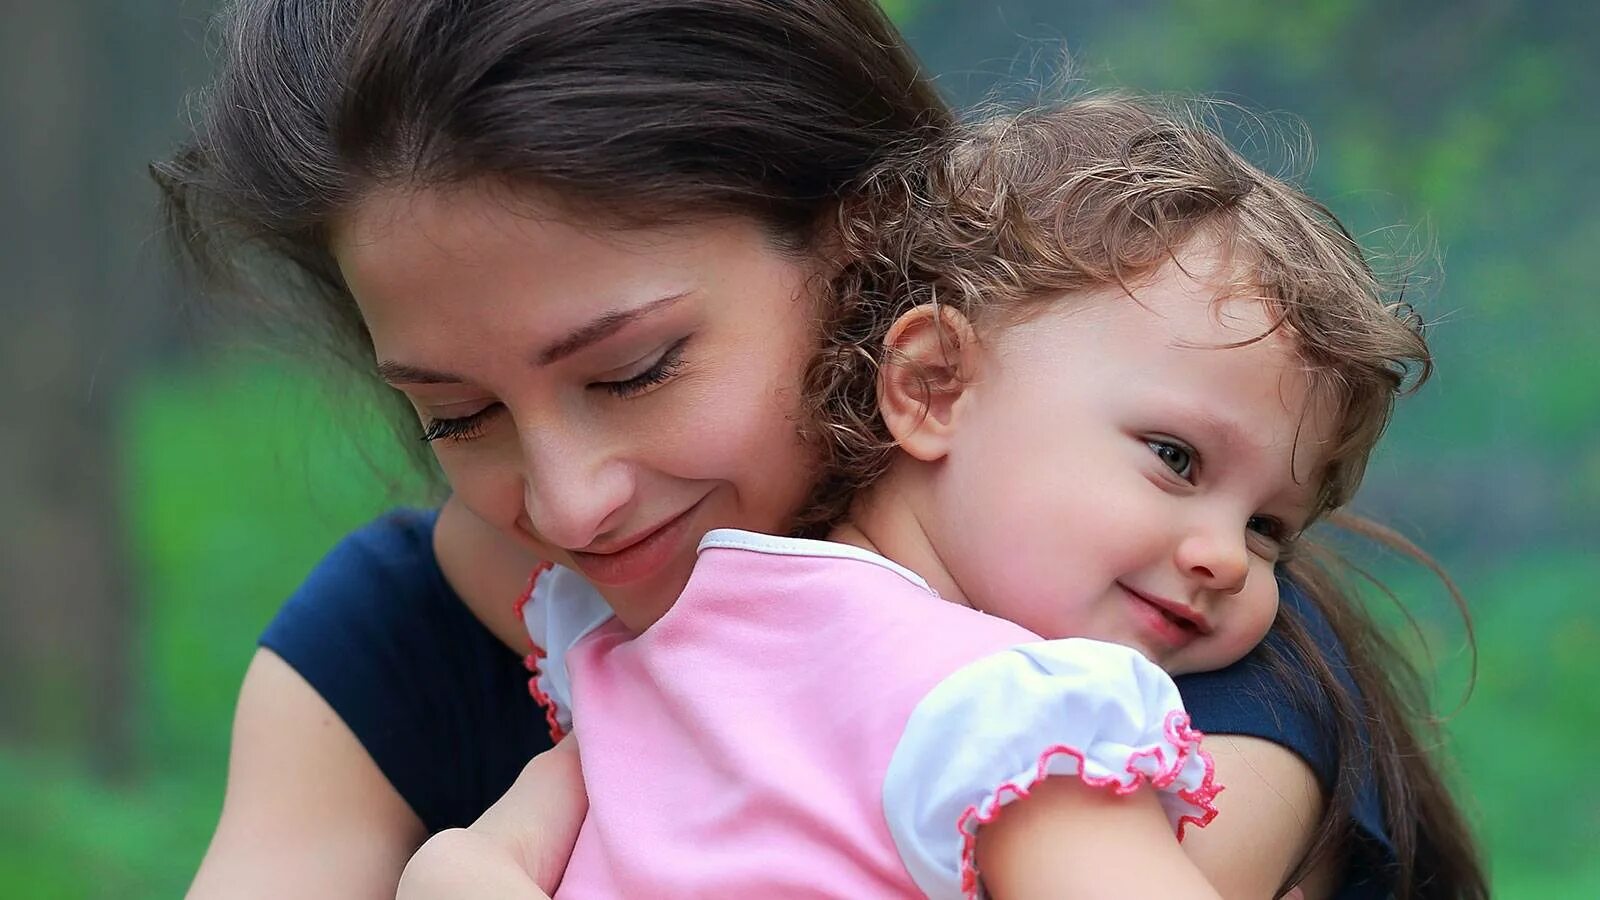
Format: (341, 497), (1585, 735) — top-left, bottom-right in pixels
(679, 367), (799, 464)
(716, 394), (817, 522)
(434, 446), (530, 543)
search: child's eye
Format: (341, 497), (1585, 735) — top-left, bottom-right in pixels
(1246, 515), (1302, 562)
(592, 337), (690, 399)
(1146, 438), (1197, 481)
(1247, 514), (1286, 542)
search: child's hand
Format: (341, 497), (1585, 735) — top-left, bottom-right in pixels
(398, 738), (588, 899)
(477, 737), (589, 891)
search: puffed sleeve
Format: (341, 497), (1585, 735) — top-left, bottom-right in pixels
(881, 638), (1221, 900)
(518, 562), (616, 741)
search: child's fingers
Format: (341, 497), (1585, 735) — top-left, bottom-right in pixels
(470, 742), (589, 893)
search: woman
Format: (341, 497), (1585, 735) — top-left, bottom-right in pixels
(158, 1), (1466, 897)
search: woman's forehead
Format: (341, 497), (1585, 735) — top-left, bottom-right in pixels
(334, 184), (772, 301)
(333, 183), (816, 363)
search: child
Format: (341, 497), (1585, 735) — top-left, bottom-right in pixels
(401, 96), (1467, 899)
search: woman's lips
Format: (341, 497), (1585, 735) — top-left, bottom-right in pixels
(565, 503), (700, 587)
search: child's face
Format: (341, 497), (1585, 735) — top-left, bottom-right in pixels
(927, 252), (1334, 675)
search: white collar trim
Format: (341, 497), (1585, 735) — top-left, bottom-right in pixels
(697, 528), (936, 594)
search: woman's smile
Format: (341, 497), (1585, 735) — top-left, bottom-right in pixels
(334, 184), (822, 631)
(564, 498), (706, 588)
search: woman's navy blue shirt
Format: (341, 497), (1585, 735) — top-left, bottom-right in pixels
(261, 509), (1395, 897)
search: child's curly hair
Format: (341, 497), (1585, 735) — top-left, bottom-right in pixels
(800, 95), (1427, 536)
(798, 95), (1485, 899)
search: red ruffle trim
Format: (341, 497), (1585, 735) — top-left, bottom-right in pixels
(954, 709), (1221, 899)
(515, 562), (566, 744)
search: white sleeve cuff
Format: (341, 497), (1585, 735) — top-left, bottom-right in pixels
(882, 638), (1221, 900)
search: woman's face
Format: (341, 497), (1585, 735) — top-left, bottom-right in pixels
(333, 184), (820, 630)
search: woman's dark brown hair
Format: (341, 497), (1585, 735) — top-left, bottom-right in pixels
(801, 96), (1487, 898)
(153, 0), (953, 440)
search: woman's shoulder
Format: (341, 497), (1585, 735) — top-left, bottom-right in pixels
(1175, 576), (1394, 898)
(259, 508), (553, 833)
(296, 507), (442, 589)
(1174, 578), (1357, 783)
(261, 508), (451, 646)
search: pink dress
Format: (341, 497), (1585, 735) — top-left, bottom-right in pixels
(520, 529), (1220, 900)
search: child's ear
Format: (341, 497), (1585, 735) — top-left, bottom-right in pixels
(878, 304), (981, 463)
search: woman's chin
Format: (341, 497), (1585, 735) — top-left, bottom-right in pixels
(592, 548), (702, 634)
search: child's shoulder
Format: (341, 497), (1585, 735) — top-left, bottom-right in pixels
(694, 529), (1034, 642)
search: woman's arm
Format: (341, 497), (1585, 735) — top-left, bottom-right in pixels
(976, 778), (1222, 900)
(188, 650), (427, 899)
(190, 506), (559, 897)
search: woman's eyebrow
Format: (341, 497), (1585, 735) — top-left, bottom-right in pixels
(377, 291), (690, 385)
(377, 360), (461, 385)
(536, 291), (689, 365)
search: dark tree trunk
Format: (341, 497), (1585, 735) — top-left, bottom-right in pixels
(0, 0), (202, 780)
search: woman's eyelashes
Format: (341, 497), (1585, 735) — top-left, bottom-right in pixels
(591, 336), (690, 398)
(418, 337), (695, 443)
(419, 405), (500, 443)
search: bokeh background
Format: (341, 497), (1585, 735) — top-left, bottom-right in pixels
(3, 1), (1596, 896)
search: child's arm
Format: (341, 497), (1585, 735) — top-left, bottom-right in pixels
(1178, 735), (1335, 898)
(976, 777), (1223, 900)
(397, 738), (587, 900)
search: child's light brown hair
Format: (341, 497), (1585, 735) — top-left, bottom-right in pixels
(800, 96), (1484, 898)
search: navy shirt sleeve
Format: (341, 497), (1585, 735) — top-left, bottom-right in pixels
(1176, 577), (1394, 899)
(259, 509), (554, 833)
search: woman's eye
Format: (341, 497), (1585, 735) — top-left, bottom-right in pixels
(593, 337), (690, 399)
(420, 405), (499, 443)
(1146, 438), (1196, 481)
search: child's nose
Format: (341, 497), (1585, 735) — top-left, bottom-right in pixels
(1175, 526), (1249, 595)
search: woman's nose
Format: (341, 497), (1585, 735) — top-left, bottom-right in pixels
(1175, 521), (1250, 595)
(519, 425), (633, 551)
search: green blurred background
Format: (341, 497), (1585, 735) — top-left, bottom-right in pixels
(2, 1), (1595, 896)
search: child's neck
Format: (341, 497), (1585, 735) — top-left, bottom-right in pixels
(827, 472), (971, 608)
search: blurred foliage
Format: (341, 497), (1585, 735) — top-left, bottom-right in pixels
(1, 362), (428, 898)
(4, 0), (1596, 896)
